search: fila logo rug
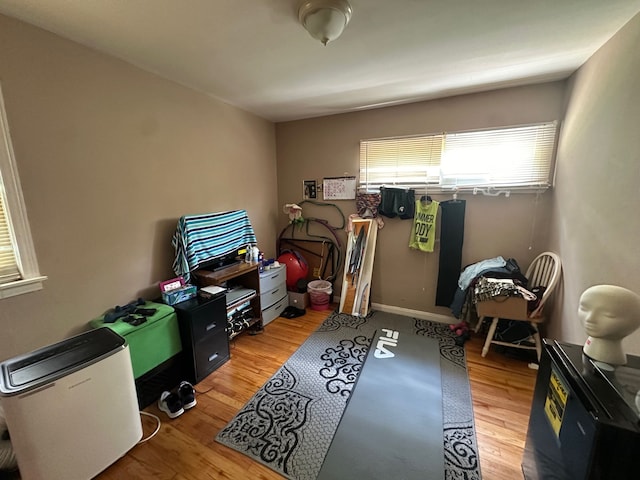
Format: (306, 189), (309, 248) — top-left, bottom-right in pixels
(374, 329), (399, 359)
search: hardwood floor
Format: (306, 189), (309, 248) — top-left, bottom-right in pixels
(465, 330), (538, 479)
(96, 308), (537, 480)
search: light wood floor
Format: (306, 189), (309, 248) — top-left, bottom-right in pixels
(96, 307), (537, 480)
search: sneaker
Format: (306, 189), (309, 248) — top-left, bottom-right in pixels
(177, 381), (197, 410)
(158, 391), (184, 419)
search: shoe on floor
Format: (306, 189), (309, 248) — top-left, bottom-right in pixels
(158, 391), (184, 419)
(178, 381), (197, 410)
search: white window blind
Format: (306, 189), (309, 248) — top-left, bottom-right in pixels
(0, 168), (20, 283)
(359, 134), (443, 188)
(0, 83), (46, 298)
(359, 122), (558, 192)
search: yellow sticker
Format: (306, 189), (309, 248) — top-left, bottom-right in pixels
(544, 368), (569, 438)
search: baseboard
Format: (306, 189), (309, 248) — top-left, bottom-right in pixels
(331, 295), (456, 325)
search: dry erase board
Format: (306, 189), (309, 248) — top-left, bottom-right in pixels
(323, 176), (356, 200)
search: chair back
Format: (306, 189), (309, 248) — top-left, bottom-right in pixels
(526, 251), (561, 318)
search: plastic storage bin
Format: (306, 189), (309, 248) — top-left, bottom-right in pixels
(307, 279), (332, 310)
(90, 300), (181, 379)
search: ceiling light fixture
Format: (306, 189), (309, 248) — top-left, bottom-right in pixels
(298, 0), (353, 46)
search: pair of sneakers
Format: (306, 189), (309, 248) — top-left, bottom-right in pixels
(158, 381), (197, 419)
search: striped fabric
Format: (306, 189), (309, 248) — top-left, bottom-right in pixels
(172, 210), (256, 282)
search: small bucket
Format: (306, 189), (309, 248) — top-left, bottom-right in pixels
(307, 280), (332, 311)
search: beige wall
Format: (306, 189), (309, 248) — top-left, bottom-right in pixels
(276, 83), (566, 317)
(548, 12), (640, 355)
(4, 8), (637, 362)
(0, 14), (278, 360)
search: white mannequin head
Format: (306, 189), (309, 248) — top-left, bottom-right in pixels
(579, 285), (640, 365)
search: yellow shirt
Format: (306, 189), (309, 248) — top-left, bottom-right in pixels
(409, 199), (439, 252)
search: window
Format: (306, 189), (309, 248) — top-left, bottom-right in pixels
(359, 122), (558, 193)
(0, 190), (19, 282)
(0, 84), (46, 299)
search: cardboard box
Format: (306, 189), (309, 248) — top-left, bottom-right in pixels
(476, 296), (529, 321)
(289, 291), (309, 309)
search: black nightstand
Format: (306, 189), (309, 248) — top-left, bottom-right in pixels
(172, 293), (229, 384)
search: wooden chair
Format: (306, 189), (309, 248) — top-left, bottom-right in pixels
(476, 252), (562, 361)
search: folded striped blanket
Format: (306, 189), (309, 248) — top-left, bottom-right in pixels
(172, 210), (256, 282)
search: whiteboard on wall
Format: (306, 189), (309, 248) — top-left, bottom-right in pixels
(323, 176), (356, 200)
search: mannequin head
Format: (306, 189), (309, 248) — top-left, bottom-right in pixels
(579, 285), (640, 365)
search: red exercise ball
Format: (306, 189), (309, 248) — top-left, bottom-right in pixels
(277, 251), (309, 289)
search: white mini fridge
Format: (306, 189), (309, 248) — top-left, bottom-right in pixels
(0, 327), (142, 480)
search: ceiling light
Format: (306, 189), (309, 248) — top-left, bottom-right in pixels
(298, 0), (353, 46)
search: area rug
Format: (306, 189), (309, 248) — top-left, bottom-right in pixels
(215, 310), (481, 480)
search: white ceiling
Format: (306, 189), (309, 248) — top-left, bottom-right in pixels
(1, 0), (639, 122)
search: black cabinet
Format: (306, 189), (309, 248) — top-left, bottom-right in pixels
(522, 340), (640, 479)
(173, 293), (229, 384)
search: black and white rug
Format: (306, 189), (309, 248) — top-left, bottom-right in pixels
(215, 310), (481, 480)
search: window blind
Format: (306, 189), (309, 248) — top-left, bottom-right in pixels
(0, 82), (45, 298)
(359, 122), (558, 192)
(0, 186), (20, 282)
(359, 134), (443, 190)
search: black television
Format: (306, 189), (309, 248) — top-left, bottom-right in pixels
(200, 247), (246, 272)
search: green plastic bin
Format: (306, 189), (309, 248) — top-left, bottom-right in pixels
(90, 301), (182, 379)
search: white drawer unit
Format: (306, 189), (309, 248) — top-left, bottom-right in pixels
(259, 264), (287, 325)
(262, 295), (289, 326)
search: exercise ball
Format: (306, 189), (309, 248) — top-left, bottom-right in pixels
(277, 251), (309, 289)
